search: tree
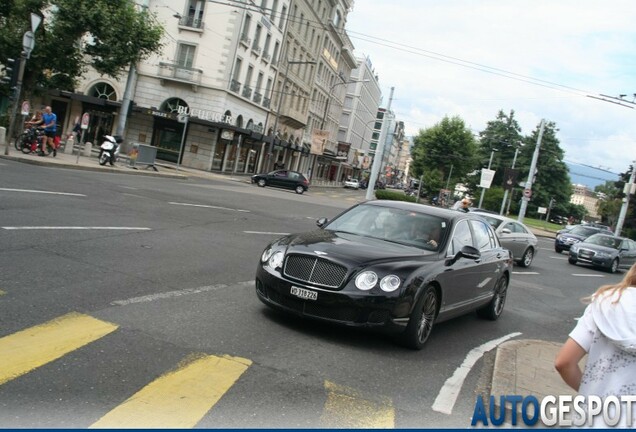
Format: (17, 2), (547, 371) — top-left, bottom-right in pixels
(595, 181), (622, 227)
(466, 110), (524, 211)
(0, 0), (163, 97)
(410, 116), (477, 199)
(516, 120), (572, 218)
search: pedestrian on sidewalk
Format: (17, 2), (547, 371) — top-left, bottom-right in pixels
(40, 106), (57, 157)
(555, 262), (636, 427)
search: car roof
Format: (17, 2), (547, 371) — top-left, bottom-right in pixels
(364, 200), (486, 221)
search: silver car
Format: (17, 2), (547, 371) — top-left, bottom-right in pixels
(471, 211), (538, 267)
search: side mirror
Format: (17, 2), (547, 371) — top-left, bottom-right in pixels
(501, 228), (512, 234)
(460, 245), (481, 261)
(445, 245), (481, 265)
(316, 217), (329, 228)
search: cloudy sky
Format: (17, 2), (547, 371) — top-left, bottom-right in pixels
(345, 0), (636, 177)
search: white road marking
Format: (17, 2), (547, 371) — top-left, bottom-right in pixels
(169, 202), (250, 213)
(2, 227), (151, 230)
(572, 274), (605, 277)
(0, 188), (85, 197)
(432, 332), (522, 415)
(512, 271), (539, 275)
(111, 281), (254, 306)
(244, 231), (290, 235)
(552, 256), (568, 260)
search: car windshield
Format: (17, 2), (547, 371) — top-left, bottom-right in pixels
(325, 204), (447, 250)
(569, 226), (599, 237)
(585, 234), (621, 249)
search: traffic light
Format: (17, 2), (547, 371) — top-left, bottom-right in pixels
(2, 57), (20, 100)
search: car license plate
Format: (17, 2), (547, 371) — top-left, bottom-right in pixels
(290, 286), (317, 301)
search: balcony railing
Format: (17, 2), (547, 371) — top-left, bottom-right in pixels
(242, 85), (252, 99)
(240, 33), (251, 46)
(178, 16), (204, 30)
(158, 62), (203, 85)
(253, 92), (262, 104)
(262, 97), (271, 108)
(230, 79), (241, 93)
(262, 53), (271, 62)
(251, 45), (262, 56)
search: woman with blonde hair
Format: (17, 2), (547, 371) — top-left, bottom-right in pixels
(555, 262), (636, 426)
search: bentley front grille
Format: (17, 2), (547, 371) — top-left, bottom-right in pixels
(283, 255), (348, 289)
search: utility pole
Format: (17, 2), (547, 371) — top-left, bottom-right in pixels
(365, 86), (394, 201)
(500, 146), (520, 215)
(615, 162), (636, 236)
(518, 119), (545, 223)
(477, 149), (497, 208)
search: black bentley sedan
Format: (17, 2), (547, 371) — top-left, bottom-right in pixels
(255, 200), (513, 350)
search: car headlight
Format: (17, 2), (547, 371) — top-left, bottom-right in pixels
(380, 275), (401, 292)
(268, 251), (284, 269)
(261, 247), (274, 263)
(596, 251), (611, 258)
(570, 245), (579, 253)
(355, 271), (378, 291)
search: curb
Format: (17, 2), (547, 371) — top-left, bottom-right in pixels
(0, 154), (188, 180)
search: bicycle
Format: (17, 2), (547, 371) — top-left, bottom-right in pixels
(17, 127), (51, 155)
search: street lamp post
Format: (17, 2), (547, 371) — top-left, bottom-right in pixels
(267, 59), (315, 172)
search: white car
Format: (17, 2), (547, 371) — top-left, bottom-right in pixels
(343, 178), (360, 189)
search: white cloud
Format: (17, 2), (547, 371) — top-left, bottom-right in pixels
(346, 0), (636, 174)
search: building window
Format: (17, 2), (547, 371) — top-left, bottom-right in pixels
(280, 5), (287, 29)
(270, 0), (278, 20)
(185, 0), (205, 28)
(89, 82), (117, 101)
(176, 43), (196, 68)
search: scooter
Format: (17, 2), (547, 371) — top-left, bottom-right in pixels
(98, 135), (123, 166)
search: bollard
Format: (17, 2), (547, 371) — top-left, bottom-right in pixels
(64, 136), (74, 155)
(0, 127), (6, 148)
(83, 142), (92, 157)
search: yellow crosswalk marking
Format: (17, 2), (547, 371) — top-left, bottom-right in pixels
(0, 312), (118, 386)
(322, 380), (395, 428)
(90, 353), (252, 429)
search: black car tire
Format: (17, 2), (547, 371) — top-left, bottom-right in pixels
(257, 179), (267, 187)
(609, 259), (619, 273)
(554, 246), (562, 253)
(568, 257), (577, 265)
(295, 185), (305, 194)
(519, 248), (534, 268)
(477, 276), (508, 321)
(400, 285), (438, 350)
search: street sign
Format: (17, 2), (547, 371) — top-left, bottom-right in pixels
(81, 113), (90, 130)
(523, 189), (532, 198)
(21, 101), (30, 116)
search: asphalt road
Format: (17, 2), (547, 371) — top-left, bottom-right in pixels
(0, 159), (624, 428)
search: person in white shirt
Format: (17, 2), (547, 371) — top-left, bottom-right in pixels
(555, 262), (636, 427)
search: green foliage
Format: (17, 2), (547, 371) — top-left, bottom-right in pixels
(479, 186), (505, 212)
(0, 0), (164, 95)
(466, 110), (524, 196)
(411, 116), (477, 198)
(375, 190), (418, 203)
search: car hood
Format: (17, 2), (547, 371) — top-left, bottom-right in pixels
(275, 229), (435, 266)
(559, 233), (587, 241)
(576, 243), (617, 254)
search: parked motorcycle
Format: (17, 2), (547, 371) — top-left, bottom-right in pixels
(98, 135), (123, 166)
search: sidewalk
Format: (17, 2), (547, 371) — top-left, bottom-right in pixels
(2, 145), (571, 410)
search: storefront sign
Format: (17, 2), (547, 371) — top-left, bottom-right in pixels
(177, 106), (234, 125)
(337, 142), (351, 160)
(311, 130), (329, 155)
